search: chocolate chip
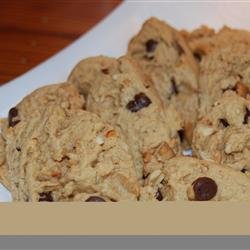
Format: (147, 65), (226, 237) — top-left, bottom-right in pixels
(171, 77), (179, 95)
(101, 68), (109, 74)
(38, 191), (54, 202)
(85, 196), (106, 202)
(126, 92), (152, 112)
(177, 129), (185, 143)
(61, 155), (70, 161)
(173, 41), (185, 55)
(126, 101), (137, 112)
(243, 108), (250, 124)
(145, 39), (158, 52)
(192, 177), (217, 201)
(16, 147), (21, 152)
(160, 179), (167, 185)
(193, 51), (202, 62)
(155, 189), (163, 201)
(143, 173), (149, 180)
(241, 168), (247, 173)
(8, 107), (20, 127)
(134, 93), (151, 107)
(219, 118), (229, 128)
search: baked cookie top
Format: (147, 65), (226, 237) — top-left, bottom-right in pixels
(181, 26), (250, 63)
(140, 156), (250, 201)
(193, 92), (250, 173)
(68, 55), (184, 179)
(199, 42), (250, 117)
(127, 17), (199, 146)
(4, 104), (139, 201)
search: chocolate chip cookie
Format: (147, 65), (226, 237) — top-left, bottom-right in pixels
(193, 92), (250, 173)
(127, 17), (199, 147)
(4, 102), (139, 201)
(68, 55), (183, 180)
(140, 156), (250, 201)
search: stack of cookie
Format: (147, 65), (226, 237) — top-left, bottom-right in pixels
(1, 17), (250, 202)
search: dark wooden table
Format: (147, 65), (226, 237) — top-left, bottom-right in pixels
(0, 0), (121, 85)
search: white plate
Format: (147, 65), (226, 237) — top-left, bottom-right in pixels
(1, 1), (250, 201)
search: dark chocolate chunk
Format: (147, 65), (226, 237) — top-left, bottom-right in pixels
(241, 168), (247, 173)
(193, 51), (202, 62)
(171, 77), (179, 95)
(101, 68), (109, 74)
(143, 172), (150, 180)
(126, 92), (152, 112)
(8, 107), (20, 127)
(16, 147), (21, 152)
(38, 191), (54, 202)
(160, 179), (167, 185)
(177, 129), (185, 143)
(219, 118), (229, 128)
(85, 196), (106, 202)
(243, 108), (250, 124)
(145, 39), (158, 52)
(192, 177), (217, 201)
(155, 189), (163, 201)
(134, 93), (151, 107)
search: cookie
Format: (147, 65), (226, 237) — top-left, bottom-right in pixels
(127, 17), (199, 146)
(4, 101), (139, 201)
(193, 92), (250, 173)
(140, 156), (250, 201)
(199, 42), (250, 117)
(68, 55), (183, 179)
(0, 83), (85, 193)
(181, 26), (250, 63)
